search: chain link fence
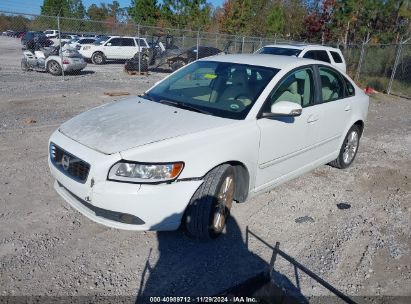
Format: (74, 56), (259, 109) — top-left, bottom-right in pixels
(1, 10), (410, 98)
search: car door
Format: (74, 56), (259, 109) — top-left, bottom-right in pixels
(255, 66), (320, 190)
(120, 38), (137, 59)
(103, 38), (122, 59)
(305, 65), (354, 160)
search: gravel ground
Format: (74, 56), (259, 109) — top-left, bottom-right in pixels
(0, 36), (410, 302)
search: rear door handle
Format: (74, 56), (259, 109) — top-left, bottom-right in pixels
(307, 114), (319, 123)
(345, 105), (352, 111)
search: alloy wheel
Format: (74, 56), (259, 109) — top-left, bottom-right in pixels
(212, 175), (234, 233)
(343, 130), (359, 164)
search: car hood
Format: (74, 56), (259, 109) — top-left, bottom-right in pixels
(59, 97), (235, 155)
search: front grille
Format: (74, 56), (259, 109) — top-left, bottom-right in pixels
(50, 143), (90, 183)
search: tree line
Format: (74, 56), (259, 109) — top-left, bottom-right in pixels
(1, 0), (410, 44)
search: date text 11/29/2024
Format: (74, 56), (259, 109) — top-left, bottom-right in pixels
(149, 296), (258, 303)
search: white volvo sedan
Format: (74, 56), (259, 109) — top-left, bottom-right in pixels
(48, 54), (369, 239)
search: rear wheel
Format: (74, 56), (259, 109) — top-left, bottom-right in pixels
(92, 52), (105, 64)
(185, 165), (235, 239)
(47, 60), (62, 76)
(330, 125), (361, 169)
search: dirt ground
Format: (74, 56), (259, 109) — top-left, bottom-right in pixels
(0, 36), (410, 302)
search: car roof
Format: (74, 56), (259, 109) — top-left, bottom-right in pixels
(263, 44), (341, 52)
(108, 36), (140, 39)
(199, 54), (324, 70)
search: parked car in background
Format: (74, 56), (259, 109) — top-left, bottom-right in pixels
(79, 36), (149, 64)
(80, 33), (97, 38)
(50, 34), (75, 46)
(22, 32), (53, 49)
(5, 30), (18, 37)
(256, 44), (347, 73)
(44, 29), (59, 38)
(167, 46), (224, 71)
(63, 34), (79, 40)
(48, 54), (368, 239)
(66, 37), (96, 50)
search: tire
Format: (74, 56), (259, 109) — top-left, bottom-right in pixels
(92, 52), (105, 65)
(329, 125), (361, 169)
(21, 58), (29, 71)
(171, 60), (185, 72)
(185, 164), (235, 239)
(133, 54), (149, 72)
(47, 60), (62, 76)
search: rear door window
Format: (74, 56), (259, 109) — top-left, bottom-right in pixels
(344, 77), (355, 96)
(303, 50), (331, 63)
(121, 38), (135, 46)
(319, 67), (345, 102)
(303, 51), (316, 60)
(315, 51), (331, 63)
(330, 51), (343, 63)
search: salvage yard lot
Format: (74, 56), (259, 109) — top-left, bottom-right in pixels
(0, 36), (410, 300)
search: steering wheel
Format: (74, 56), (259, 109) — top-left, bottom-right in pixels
(227, 99), (247, 112)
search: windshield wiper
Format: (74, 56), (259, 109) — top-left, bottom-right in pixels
(158, 99), (211, 115)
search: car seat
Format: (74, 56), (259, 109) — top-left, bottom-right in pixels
(321, 75), (338, 101)
(272, 76), (301, 105)
(219, 68), (252, 105)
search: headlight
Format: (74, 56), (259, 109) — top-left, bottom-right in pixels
(108, 161), (184, 183)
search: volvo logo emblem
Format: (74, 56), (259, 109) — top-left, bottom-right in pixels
(61, 154), (70, 171)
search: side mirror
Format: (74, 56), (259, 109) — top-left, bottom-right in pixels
(261, 101), (302, 118)
(106, 42), (112, 46)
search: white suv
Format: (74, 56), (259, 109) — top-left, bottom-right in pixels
(44, 30), (59, 38)
(256, 44), (347, 72)
(79, 36), (149, 64)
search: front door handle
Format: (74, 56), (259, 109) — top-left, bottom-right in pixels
(307, 114), (319, 123)
(345, 105), (352, 111)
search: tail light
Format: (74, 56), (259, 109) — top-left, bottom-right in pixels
(62, 59), (70, 64)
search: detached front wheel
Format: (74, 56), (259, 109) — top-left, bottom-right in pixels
(185, 165), (235, 239)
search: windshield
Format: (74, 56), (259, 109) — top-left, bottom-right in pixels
(257, 46), (302, 57)
(146, 61), (279, 120)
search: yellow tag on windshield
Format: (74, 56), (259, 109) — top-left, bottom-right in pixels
(204, 73), (217, 79)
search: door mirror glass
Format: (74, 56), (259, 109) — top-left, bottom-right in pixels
(263, 101), (302, 118)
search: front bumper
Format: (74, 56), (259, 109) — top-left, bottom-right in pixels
(48, 131), (203, 231)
